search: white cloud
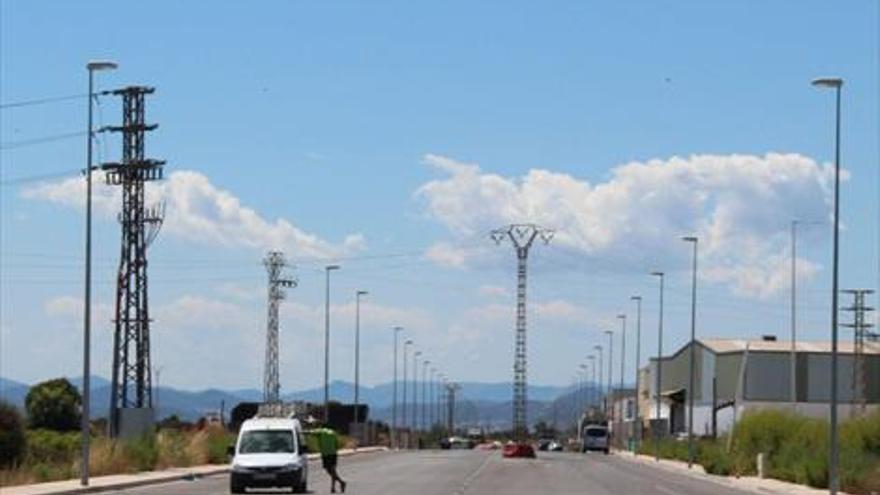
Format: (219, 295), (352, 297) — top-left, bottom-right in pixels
(416, 153), (834, 298)
(478, 285), (509, 298)
(22, 170), (364, 259)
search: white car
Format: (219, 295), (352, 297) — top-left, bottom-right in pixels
(581, 425), (610, 454)
(229, 417), (310, 493)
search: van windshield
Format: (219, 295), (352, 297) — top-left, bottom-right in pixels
(239, 430), (296, 454)
(585, 428), (607, 438)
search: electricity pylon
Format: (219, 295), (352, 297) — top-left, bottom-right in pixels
(491, 224), (553, 440)
(263, 251), (297, 403)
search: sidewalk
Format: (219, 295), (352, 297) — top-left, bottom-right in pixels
(4, 446), (387, 495)
(613, 449), (852, 495)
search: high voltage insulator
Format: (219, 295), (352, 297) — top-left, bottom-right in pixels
(263, 251), (297, 404)
(842, 289), (875, 417)
(103, 86), (166, 437)
(491, 224), (553, 440)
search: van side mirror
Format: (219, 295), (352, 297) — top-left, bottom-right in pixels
(300, 444), (309, 454)
(227, 445), (235, 457)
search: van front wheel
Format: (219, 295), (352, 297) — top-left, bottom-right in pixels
(229, 476), (245, 494)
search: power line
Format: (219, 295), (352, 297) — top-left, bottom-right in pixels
(0, 93), (88, 109)
(0, 169), (81, 186)
(1, 131), (88, 150)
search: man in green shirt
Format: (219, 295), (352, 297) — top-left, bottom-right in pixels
(313, 427), (347, 493)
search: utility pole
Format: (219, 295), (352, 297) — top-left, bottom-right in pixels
(491, 224), (553, 441)
(841, 289), (876, 417)
(104, 86), (165, 438)
(631, 295), (642, 451)
(263, 251), (297, 404)
(354, 290), (368, 425)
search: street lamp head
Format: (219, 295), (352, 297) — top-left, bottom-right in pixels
(326, 264), (341, 271)
(415, 351), (422, 357)
(87, 60), (118, 71)
(394, 326), (404, 333)
(405, 339), (413, 345)
(617, 314), (626, 320)
(604, 330), (613, 336)
(631, 295), (641, 301)
(811, 77), (843, 89)
(682, 236), (698, 243)
(651, 271), (664, 277)
(357, 290), (369, 296)
(594, 345), (602, 351)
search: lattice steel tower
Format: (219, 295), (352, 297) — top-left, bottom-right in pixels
(842, 289), (875, 417)
(263, 251), (297, 403)
(491, 224), (553, 439)
(104, 86), (166, 437)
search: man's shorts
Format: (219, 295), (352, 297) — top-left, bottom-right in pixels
(322, 454), (338, 469)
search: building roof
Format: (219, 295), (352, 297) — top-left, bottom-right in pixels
(698, 338), (880, 355)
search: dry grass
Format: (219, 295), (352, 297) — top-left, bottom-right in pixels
(0, 427), (233, 487)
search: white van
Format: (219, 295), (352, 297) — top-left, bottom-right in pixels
(581, 424), (610, 454)
(229, 417), (310, 493)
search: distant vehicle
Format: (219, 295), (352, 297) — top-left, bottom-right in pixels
(581, 425), (610, 454)
(502, 441), (536, 458)
(229, 417), (310, 493)
(548, 441), (563, 452)
(536, 438), (553, 451)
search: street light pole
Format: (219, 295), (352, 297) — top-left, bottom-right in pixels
(422, 359), (430, 431)
(593, 345), (603, 415)
(403, 340), (413, 433)
(323, 265), (340, 423)
(587, 355), (596, 410)
(82, 59), (117, 488)
(651, 271), (665, 462)
(617, 314), (627, 443)
(413, 351), (421, 431)
(631, 295), (642, 451)
(682, 236), (699, 469)
(812, 76), (843, 495)
(354, 291), (368, 425)
(392, 327), (403, 448)
(604, 330), (614, 421)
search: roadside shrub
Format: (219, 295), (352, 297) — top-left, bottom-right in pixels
(25, 378), (81, 431)
(698, 440), (732, 476)
(156, 429), (192, 469)
(24, 430), (79, 464)
(0, 401), (26, 467)
(204, 426), (232, 464)
(122, 433), (158, 472)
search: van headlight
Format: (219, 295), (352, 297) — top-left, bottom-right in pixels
(232, 464), (248, 472)
(282, 463), (301, 471)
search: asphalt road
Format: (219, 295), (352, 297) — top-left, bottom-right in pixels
(116, 450), (756, 495)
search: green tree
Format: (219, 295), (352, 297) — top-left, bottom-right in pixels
(0, 400), (26, 467)
(25, 378), (81, 431)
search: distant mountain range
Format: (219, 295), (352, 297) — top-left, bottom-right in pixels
(0, 376), (602, 429)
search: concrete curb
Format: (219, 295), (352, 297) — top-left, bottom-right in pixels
(611, 449), (852, 495)
(4, 447), (388, 495)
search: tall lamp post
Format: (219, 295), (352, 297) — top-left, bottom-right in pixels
(587, 355), (596, 409)
(413, 351), (422, 431)
(392, 327), (403, 448)
(82, 59), (117, 487)
(631, 295), (642, 451)
(323, 264), (340, 422)
(651, 271), (665, 462)
(354, 290), (368, 425)
(812, 76), (843, 495)
(402, 340), (413, 433)
(604, 330), (614, 421)
(593, 345), (603, 415)
(682, 236), (699, 469)
(422, 359), (430, 431)
(617, 313), (627, 444)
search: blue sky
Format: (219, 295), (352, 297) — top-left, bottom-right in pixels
(1, 1), (878, 393)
